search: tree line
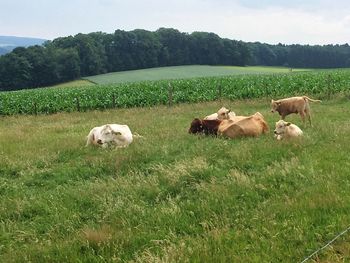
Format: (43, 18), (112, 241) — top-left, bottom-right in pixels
(1, 28), (350, 91)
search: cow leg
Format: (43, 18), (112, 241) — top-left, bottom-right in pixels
(305, 109), (312, 126)
(299, 111), (306, 124)
(307, 112), (312, 126)
(304, 103), (312, 126)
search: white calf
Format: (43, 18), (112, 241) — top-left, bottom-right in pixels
(274, 120), (303, 140)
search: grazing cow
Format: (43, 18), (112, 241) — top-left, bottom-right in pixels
(218, 112), (269, 138)
(86, 124), (133, 148)
(274, 120), (303, 140)
(270, 96), (321, 125)
(204, 107), (236, 120)
(188, 118), (222, 135)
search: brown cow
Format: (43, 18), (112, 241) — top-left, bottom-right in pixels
(218, 112), (269, 138)
(271, 96), (321, 125)
(188, 118), (222, 135)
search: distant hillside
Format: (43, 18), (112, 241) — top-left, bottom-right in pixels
(0, 36), (47, 55)
(84, 65), (310, 85)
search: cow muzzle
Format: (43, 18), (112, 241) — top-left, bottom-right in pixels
(274, 130), (283, 135)
(97, 139), (103, 145)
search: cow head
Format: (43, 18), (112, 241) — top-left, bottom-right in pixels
(274, 120), (291, 136)
(217, 107), (231, 120)
(97, 125), (122, 146)
(188, 118), (204, 134)
(270, 99), (281, 113)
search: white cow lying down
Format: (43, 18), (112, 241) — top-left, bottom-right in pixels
(86, 124), (133, 148)
(274, 120), (303, 140)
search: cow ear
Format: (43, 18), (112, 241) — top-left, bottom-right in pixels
(286, 122), (291, 126)
(271, 99), (274, 103)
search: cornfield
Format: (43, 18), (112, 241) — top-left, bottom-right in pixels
(0, 70), (349, 115)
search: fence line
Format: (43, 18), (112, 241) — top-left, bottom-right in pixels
(300, 225), (350, 263)
(1, 71), (350, 115)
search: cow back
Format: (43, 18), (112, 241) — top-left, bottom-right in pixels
(218, 113), (268, 138)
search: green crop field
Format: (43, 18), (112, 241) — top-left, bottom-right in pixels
(51, 79), (95, 88)
(1, 97), (350, 262)
(1, 69), (349, 115)
(84, 65), (311, 85)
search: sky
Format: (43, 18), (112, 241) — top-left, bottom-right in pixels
(1, 0), (350, 45)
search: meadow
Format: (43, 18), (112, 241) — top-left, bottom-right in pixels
(84, 65), (310, 85)
(1, 96), (350, 262)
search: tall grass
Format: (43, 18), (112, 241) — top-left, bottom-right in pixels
(0, 97), (350, 262)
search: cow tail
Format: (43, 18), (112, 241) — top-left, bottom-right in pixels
(304, 96), (322, 102)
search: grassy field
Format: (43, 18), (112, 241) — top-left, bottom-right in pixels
(1, 96), (350, 262)
(51, 79), (95, 88)
(84, 65), (311, 85)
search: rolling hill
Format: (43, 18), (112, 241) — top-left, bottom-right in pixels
(83, 65), (310, 85)
(0, 35), (47, 55)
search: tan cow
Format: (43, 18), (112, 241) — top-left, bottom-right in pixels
(218, 112), (269, 138)
(270, 96), (321, 125)
(274, 120), (303, 140)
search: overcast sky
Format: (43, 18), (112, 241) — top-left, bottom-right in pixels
(1, 0), (350, 45)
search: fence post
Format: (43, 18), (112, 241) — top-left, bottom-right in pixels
(75, 97), (80, 112)
(168, 83), (173, 107)
(327, 74), (332, 99)
(218, 85), (222, 102)
(112, 94), (116, 108)
(33, 102), (37, 115)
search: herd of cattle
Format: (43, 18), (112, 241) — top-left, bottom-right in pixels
(86, 95), (321, 148)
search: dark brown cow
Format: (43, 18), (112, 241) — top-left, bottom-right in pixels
(188, 118), (222, 135)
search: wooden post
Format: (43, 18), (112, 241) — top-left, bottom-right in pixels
(168, 83), (173, 107)
(33, 102), (37, 115)
(218, 85), (222, 102)
(75, 97), (80, 112)
(327, 74), (332, 99)
(112, 94), (116, 108)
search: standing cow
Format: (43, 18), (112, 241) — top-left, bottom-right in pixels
(270, 96), (321, 125)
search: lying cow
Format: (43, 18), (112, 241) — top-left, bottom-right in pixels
(188, 118), (222, 135)
(218, 112), (269, 138)
(271, 96), (321, 125)
(274, 120), (303, 140)
(86, 124), (133, 148)
(204, 107), (236, 120)
(189, 112), (269, 138)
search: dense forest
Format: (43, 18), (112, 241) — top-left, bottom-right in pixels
(1, 28), (350, 91)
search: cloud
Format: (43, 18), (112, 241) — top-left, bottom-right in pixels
(209, 7), (350, 44)
(0, 0), (349, 44)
